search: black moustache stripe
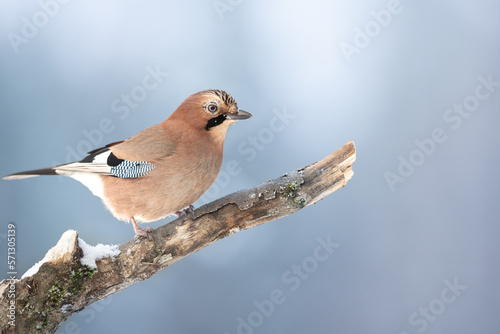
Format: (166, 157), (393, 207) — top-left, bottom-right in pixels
(206, 114), (227, 130)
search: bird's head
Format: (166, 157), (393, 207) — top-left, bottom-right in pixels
(169, 89), (252, 141)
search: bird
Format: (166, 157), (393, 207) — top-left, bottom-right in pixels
(3, 89), (252, 240)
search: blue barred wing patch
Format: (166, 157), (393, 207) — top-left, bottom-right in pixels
(110, 160), (155, 178)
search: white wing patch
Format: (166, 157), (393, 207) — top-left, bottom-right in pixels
(55, 162), (112, 175)
(55, 150), (113, 176)
(90, 149), (111, 164)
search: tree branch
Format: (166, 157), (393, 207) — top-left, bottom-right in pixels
(0, 141), (356, 333)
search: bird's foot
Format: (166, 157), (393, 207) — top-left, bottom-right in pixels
(175, 205), (195, 218)
(131, 217), (154, 241)
(134, 225), (154, 241)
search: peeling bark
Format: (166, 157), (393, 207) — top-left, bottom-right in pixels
(0, 141), (356, 333)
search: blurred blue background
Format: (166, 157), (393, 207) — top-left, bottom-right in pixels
(1, 0), (499, 333)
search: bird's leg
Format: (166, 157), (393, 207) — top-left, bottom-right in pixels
(175, 205), (195, 218)
(131, 217), (153, 240)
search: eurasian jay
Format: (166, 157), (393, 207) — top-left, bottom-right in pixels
(3, 89), (252, 239)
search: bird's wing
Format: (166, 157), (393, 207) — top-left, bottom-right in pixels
(108, 124), (177, 161)
(85, 140), (124, 156)
(58, 147), (157, 179)
(3, 125), (176, 180)
(2, 146), (155, 180)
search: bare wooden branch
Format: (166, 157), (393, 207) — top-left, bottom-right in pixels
(0, 141), (356, 333)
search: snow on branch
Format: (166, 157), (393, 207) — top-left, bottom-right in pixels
(0, 141), (356, 334)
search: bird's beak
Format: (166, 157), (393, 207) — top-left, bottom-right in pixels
(225, 109), (252, 120)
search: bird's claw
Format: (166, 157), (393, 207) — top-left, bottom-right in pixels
(131, 217), (154, 241)
(135, 227), (154, 241)
(175, 205), (195, 218)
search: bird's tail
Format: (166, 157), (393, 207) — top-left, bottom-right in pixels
(3, 162), (111, 180)
(3, 167), (59, 180)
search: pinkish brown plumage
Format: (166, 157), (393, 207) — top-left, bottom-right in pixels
(3, 90), (252, 239)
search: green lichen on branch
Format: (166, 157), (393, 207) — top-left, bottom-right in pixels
(46, 265), (97, 308)
(70, 265), (97, 280)
(280, 181), (306, 208)
(280, 181), (300, 198)
(68, 265), (97, 295)
(47, 283), (65, 306)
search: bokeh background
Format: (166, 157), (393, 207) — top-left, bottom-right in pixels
(1, 0), (499, 333)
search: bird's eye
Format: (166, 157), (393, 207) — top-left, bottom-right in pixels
(207, 104), (218, 113)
